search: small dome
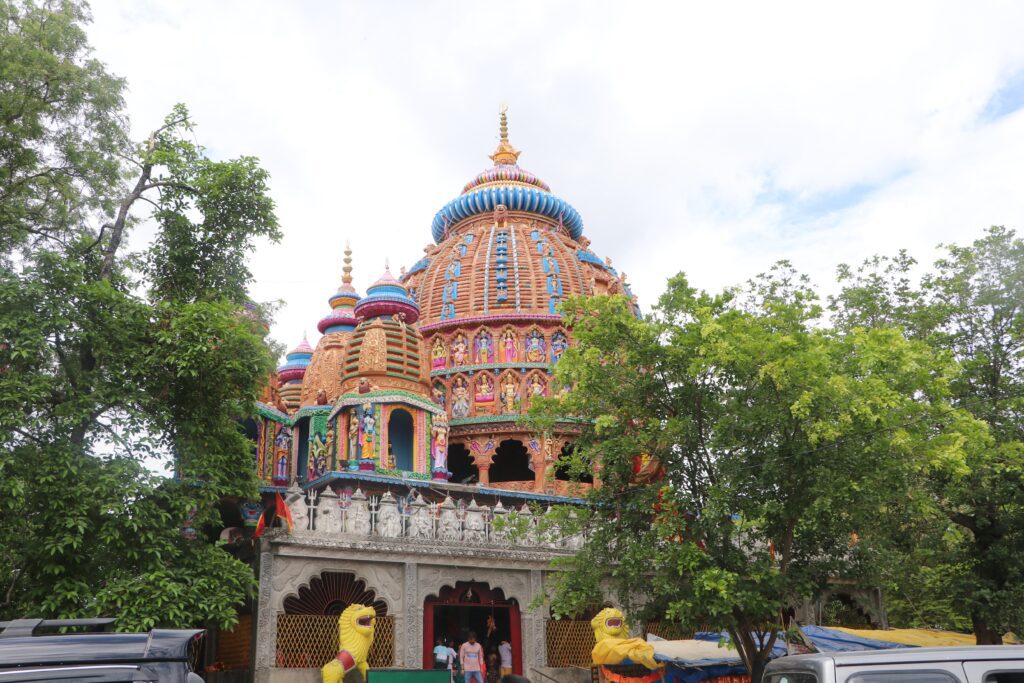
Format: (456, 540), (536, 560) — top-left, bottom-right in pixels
(354, 267), (420, 324)
(277, 336), (313, 383)
(462, 164), (550, 194)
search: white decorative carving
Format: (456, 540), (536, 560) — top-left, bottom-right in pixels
(437, 496), (460, 542)
(377, 491), (402, 538)
(346, 488), (371, 536)
(408, 494), (433, 540)
(464, 499), (486, 544)
(316, 487), (343, 534)
(285, 482), (310, 533)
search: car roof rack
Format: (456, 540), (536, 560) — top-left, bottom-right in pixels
(0, 618), (115, 638)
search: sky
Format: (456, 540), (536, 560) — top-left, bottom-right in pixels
(84, 1), (1024, 358)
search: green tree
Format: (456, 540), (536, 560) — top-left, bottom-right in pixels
(830, 226), (1024, 643)
(532, 264), (974, 682)
(0, 0), (280, 629)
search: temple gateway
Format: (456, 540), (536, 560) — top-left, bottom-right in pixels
(237, 112), (640, 683)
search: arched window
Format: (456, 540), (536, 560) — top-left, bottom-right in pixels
(448, 443), (477, 484)
(555, 442), (593, 483)
(490, 440), (534, 483)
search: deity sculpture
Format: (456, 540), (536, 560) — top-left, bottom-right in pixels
(308, 431), (328, 480)
(432, 381), (446, 408)
(551, 331), (569, 363)
(347, 412), (359, 460)
(346, 490), (371, 536)
(475, 375), (494, 403)
(359, 405), (376, 461)
(500, 375), (519, 414)
(451, 334), (469, 366)
(525, 330), (546, 363)
(528, 374), (546, 404)
(464, 500), (486, 543)
(475, 331), (493, 363)
(431, 413), (449, 473)
(431, 337), (447, 370)
(451, 377), (470, 418)
(501, 329), (518, 363)
(438, 498), (460, 541)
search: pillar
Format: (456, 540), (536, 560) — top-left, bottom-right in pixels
(253, 539), (276, 683)
(476, 453), (493, 486)
(403, 562), (421, 668)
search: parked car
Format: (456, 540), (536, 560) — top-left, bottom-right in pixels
(764, 645), (1024, 683)
(0, 618), (204, 682)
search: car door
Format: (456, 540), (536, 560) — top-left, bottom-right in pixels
(837, 661), (968, 683)
(963, 659), (1024, 683)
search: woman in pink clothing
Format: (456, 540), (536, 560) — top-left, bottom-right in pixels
(459, 631), (485, 683)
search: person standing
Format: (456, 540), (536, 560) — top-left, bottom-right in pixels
(433, 638), (450, 670)
(498, 638), (512, 678)
(446, 639), (459, 683)
(459, 631), (485, 683)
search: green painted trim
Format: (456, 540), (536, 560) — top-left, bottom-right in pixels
(431, 362), (551, 377)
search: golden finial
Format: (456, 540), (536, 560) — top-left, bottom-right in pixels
(490, 103), (520, 166)
(342, 241), (353, 285)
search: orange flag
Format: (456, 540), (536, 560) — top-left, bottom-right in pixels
(276, 492), (294, 533)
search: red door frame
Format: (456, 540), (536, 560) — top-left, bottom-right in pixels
(421, 583), (522, 674)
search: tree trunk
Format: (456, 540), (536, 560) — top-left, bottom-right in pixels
(972, 612), (1003, 645)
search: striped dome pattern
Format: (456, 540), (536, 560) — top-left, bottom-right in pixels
(461, 164), (551, 194)
(431, 185), (584, 243)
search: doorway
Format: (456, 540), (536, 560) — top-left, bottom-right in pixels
(422, 581), (521, 674)
(388, 408), (414, 471)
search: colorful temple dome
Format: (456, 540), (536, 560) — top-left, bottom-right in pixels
(317, 243), (361, 334)
(354, 267), (420, 324)
(277, 336), (313, 383)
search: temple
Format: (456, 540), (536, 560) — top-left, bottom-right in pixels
(240, 110), (639, 683)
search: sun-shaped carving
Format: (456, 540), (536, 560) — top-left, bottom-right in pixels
(283, 571), (388, 617)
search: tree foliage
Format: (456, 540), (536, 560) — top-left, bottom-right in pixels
(532, 261), (986, 682)
(830, 226), (1024, 643)
(0, 0), (280, 629)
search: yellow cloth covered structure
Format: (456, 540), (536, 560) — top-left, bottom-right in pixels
(831, 627), (1019, 647)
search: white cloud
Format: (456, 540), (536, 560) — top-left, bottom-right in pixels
(83, 0), (1024, 354)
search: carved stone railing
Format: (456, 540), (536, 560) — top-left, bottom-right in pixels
(282, 485), (585, 551)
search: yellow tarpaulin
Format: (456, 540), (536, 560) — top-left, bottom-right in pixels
(592, 637), (660, 669)
(831, 628), (1020, 647)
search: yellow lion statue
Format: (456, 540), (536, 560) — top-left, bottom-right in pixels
(321, 604), (376, 683)
(590, 607), (658, 670)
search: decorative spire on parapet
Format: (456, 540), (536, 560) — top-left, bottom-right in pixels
(489, 103), (521, 166)
(276, 335), (314, 412)
(319, 243), (362, 335)
(353, 265), (420, 324)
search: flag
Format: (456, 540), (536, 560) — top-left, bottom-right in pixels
(253, 509), (266, 539)
(276, 492), (294, 533)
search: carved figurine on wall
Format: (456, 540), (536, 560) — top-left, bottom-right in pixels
(451, 376), (471, 418)
(528, 374), (546, 405)
(308, 430), (328, 480)
(272, 425), (291, 484)
(431, 336), (447, 370)
(431, 413), (449, 475)
(359, 404), (376, 462)
(475, 374), (494, 403)
(432, 381), (446, 409)
(525, 330), (546, 363)
(475, 331), (493, 363)
(348, 412), (359, 461)
(551, 331), (569, 363)
(500, 374), (520, 414)
(501, 329), (518, 363)
(451, 334), (469, 366)
(325, 423), (336, 470)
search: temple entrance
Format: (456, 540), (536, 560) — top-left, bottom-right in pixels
(422, 581), (521, 674)
(388, 408), (414, 471)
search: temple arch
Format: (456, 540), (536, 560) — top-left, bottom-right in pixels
(387, 408), (414, 471)
(490, 439), (533, 483)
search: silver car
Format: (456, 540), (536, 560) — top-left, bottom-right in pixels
(764, 646), (1024, 683)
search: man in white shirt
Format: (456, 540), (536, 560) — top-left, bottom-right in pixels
(498, 638), (512, 677)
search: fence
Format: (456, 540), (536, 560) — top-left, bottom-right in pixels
(546, 620), (595, 668)
(275, 614), (394, 669)
(643, 621), (696, 641)
(214, 614), (252, 670)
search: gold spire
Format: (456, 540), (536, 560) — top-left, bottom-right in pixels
(342, 241), (353, 285)
(489, 103), (521, 166)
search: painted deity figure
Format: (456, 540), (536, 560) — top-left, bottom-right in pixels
(501, 330), (518, 363)
(475, 332), (493, 363)
(431, 413), (449, 471)
(451, 334), (469, 366)
(501, 375), (519, 414)
(272, 425), (291, 481)
(432, 381), (446, 409)
(359, 405), (376, 461)
(528, 374), (546, 404)
(347, 412), (359, 461)
(275, 454), (289, 482)
(308, 431), (328, 480)
(475, 375), (494, 403)
(525, 330), (546, 363)
(451, 377), (470, 418)
(551, 331), (569, 363)
(431, 337), (447, 370)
